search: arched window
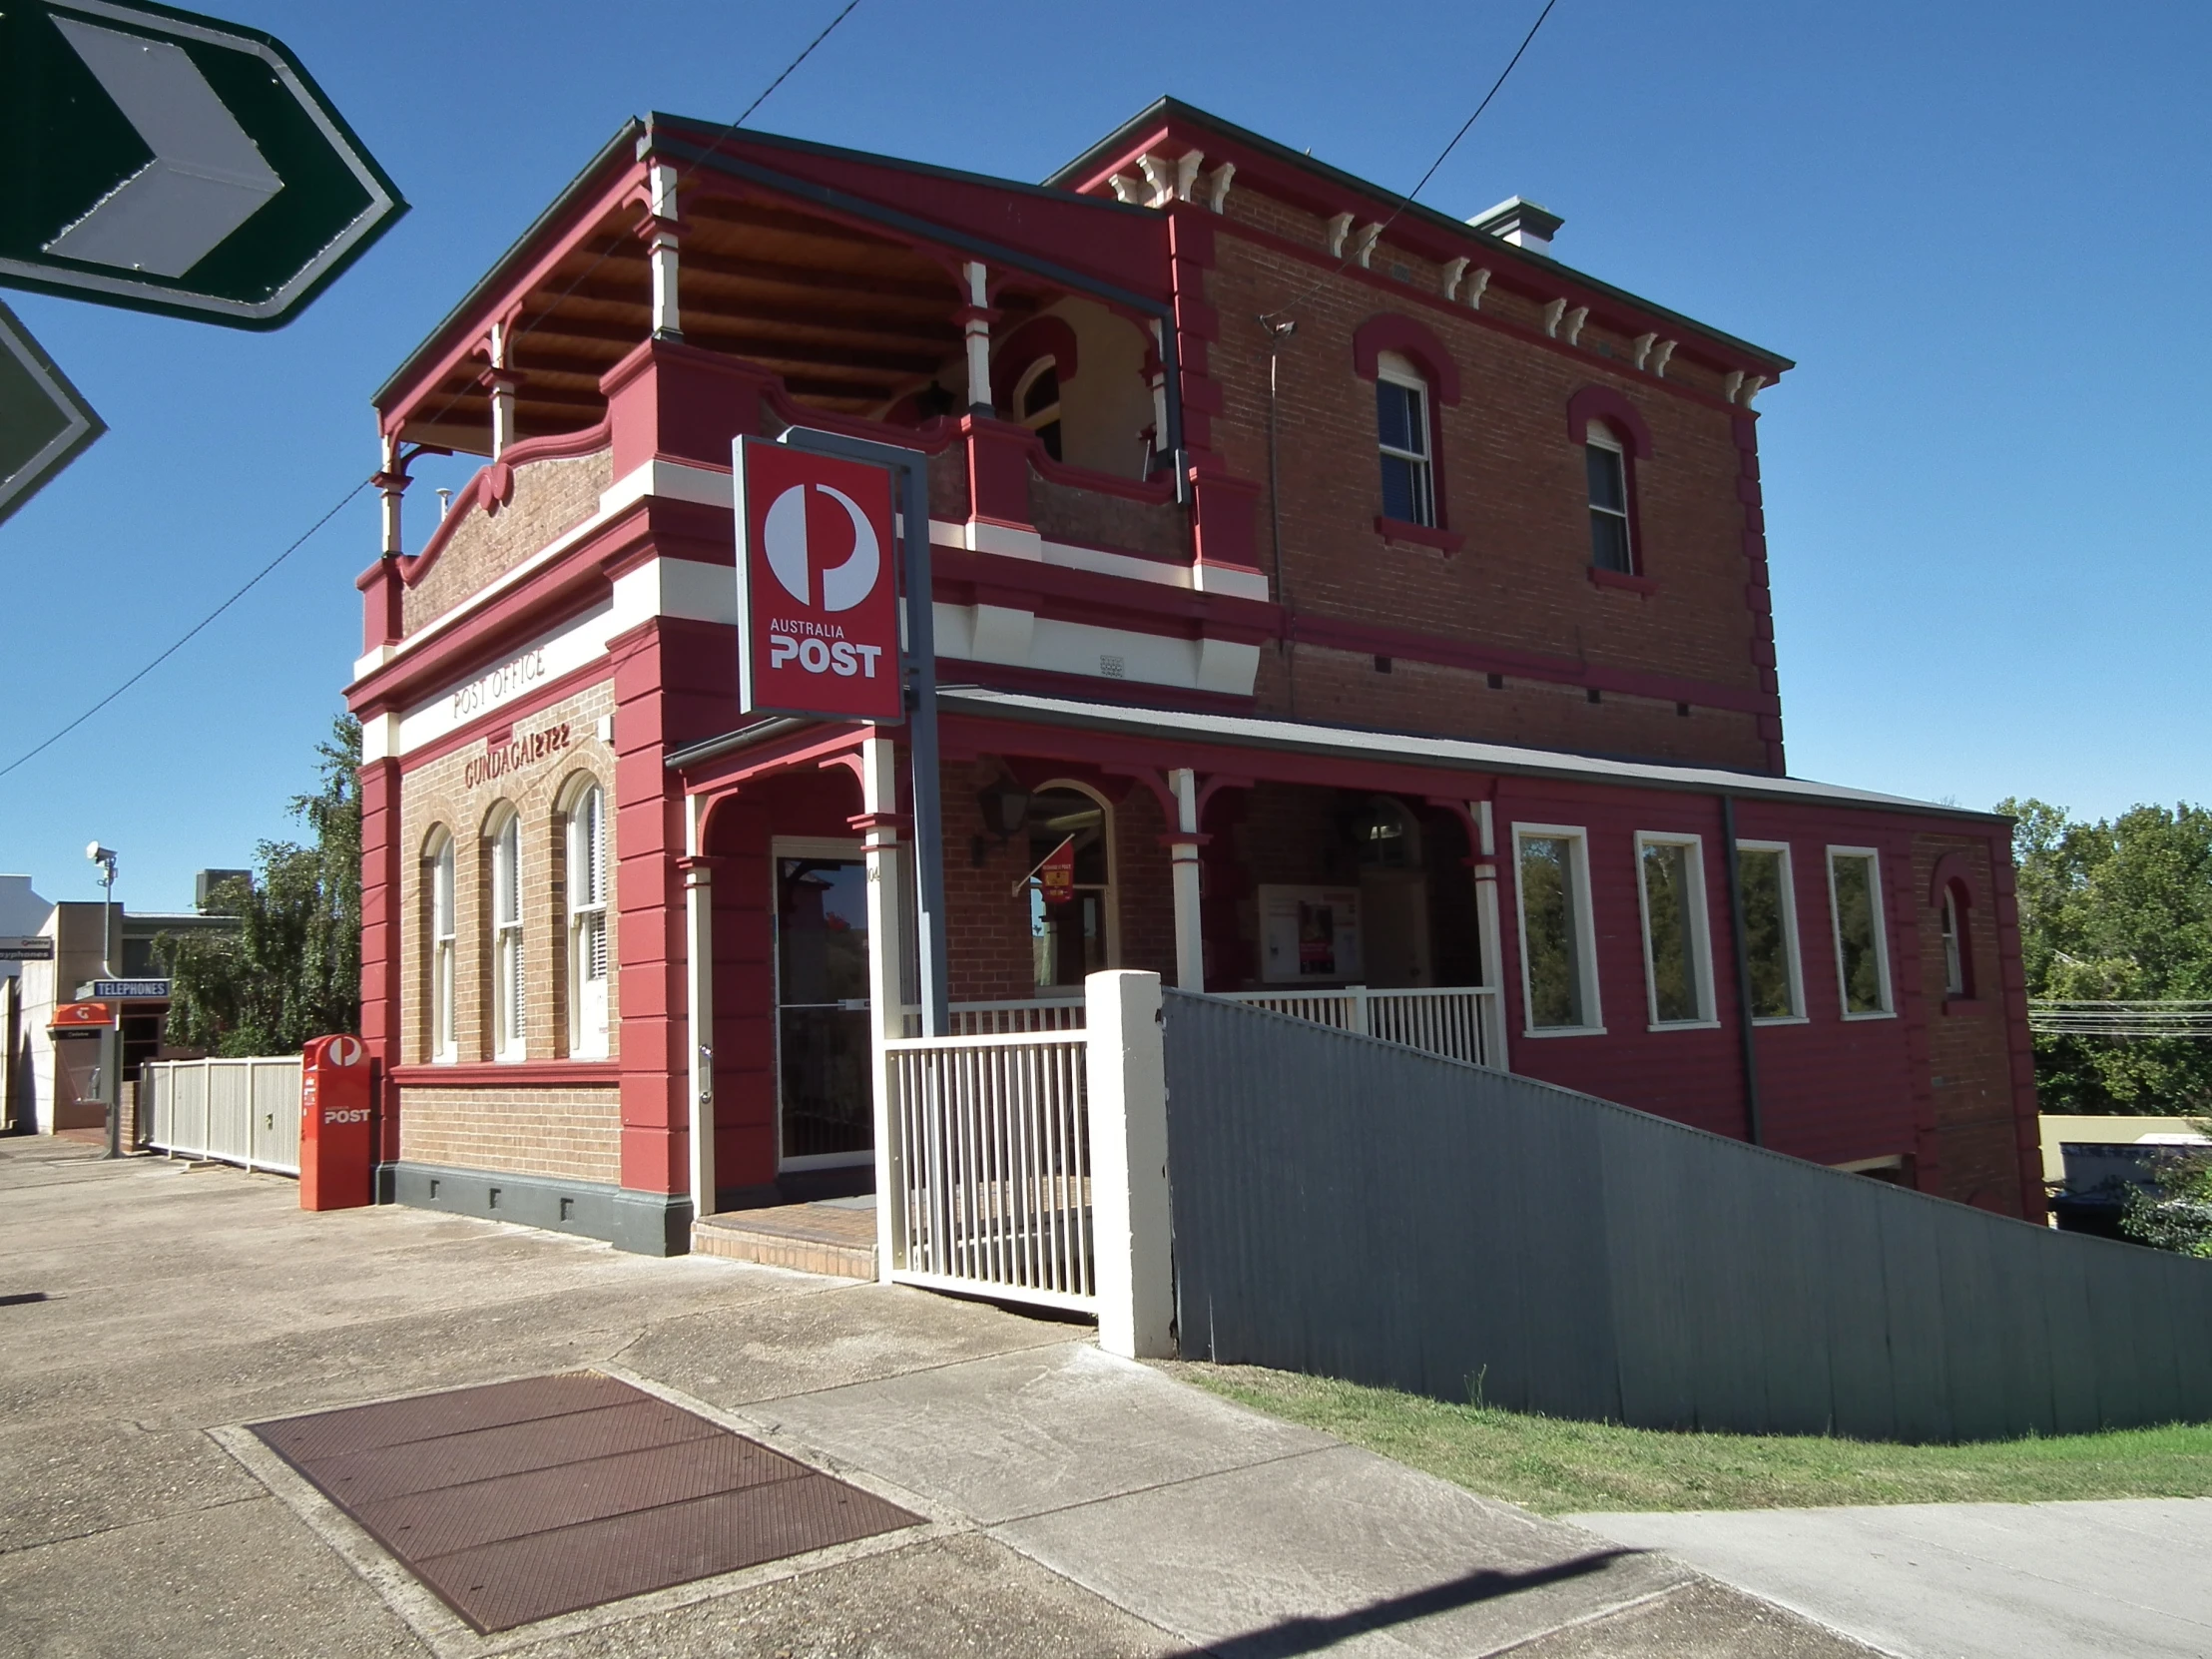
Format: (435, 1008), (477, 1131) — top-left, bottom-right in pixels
(1940, 881), (1972, 997)
(1013, 356), (1063, 461)
(1375, 350), (1435, 528)
(1025, 783), (1116, 991)
(425, 830), (457, 1063)
(565, 780), (610, 1056)
(1585, 418), (1634, 573)
(487, 807), (525, 1061)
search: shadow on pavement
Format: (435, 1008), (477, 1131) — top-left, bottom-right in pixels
(1192, 1547), (1641, 1657)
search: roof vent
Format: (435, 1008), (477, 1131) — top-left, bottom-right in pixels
(1467, 197), (1562, 256)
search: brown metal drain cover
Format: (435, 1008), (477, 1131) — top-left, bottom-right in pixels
(251, 1373), (917, 1632)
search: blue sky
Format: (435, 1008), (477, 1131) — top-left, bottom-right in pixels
(1, 0), (2204, 913)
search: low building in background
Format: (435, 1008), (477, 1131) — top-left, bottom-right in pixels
(8, 882), (241, 1137)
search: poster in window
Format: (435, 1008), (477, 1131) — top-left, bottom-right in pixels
(1259, 885), (1362, 983)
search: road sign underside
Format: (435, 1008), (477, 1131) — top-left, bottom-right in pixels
(0, 299), (104, 524)
(0, 1), (405, 327)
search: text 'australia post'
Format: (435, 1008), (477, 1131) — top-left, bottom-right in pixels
(735, 438), (903, 723)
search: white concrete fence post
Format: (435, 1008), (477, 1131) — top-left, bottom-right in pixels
(1085, 969), (1175, 1360)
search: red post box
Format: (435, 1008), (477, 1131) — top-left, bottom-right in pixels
(299, 1034), (374, 1211)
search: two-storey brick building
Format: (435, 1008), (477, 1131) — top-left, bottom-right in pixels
(347, 100), (2041, 1254)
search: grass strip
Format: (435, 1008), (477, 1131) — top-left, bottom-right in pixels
(1171, 1362), (2212, 1514)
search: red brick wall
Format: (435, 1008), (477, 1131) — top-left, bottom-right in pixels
(1195, 210), (1776, 768)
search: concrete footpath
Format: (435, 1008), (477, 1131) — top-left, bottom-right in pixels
(0, 1137), (1872, 1658)
(1572, 1499), (2212, 1659)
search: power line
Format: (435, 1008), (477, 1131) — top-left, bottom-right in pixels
(0, 0), (865, 788)
(1259, 0), (1561, 329)
(0, 478), (369, 782)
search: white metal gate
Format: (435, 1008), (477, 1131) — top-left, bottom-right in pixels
(881, 1030), (1095, 1312)
(142, 1057), (302, 1176)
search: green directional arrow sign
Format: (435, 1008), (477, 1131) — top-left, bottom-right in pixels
(0, 299), (105, 525)
(0, 1), (406, 329)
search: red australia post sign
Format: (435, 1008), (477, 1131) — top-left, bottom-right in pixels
(735, 437), (903, 722)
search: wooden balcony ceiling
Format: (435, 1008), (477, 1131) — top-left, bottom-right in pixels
(405, 196), (1046, 452)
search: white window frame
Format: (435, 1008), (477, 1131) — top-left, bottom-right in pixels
(1585, 420), (1634, 574)
(1825, 845), (1896, 1020)
(1734, 839), (1807, 1025)
(428, 831), (457, 1063)
(1633, 831), (1718, 1030)
(565, 782), (610, 1058)
(490, 808), (526, 1061)
(1512, 823), (1604, 1037)
(1375, 349), (1436, 528)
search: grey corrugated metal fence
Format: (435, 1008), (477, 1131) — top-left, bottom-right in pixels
(142, 1057), (302, 1176)
(1161, 991), (2212, 1441)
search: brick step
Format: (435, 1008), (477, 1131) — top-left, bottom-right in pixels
(691, 1203), (877, 1281)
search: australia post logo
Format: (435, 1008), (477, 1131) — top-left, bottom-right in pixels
(735, 438), (903, 723)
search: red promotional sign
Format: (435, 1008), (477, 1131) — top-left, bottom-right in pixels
(51, 1001), (115, 1028)
(1039, 836), (1076, 905)
(736, 437), (903, 722)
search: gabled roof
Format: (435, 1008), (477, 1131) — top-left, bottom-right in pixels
(1049, 97), (1795, 378)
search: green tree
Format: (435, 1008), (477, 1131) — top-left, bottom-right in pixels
(2119, 1124), (2212, 1258)
(156, 716), (361, 1055)
(2002, 796), (2212, 1116)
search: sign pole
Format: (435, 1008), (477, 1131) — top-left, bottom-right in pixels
(772, 427), (948, 1038)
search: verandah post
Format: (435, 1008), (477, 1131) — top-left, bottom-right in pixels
(860, 733), (906, 1283)
(1085, 969), (1174, 1359)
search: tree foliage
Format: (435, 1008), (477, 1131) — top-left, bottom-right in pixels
(156, 717), (361, 1056)
(2003, 797), (2212, 1116)
(2119, 1126), (2212, 1259)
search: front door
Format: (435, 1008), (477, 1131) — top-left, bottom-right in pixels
(774, 844), (871, 1170)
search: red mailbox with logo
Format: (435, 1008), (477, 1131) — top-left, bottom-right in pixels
(299, 1034), (374, 1211)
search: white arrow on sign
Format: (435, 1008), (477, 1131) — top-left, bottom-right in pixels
(42, 17), (282, 278)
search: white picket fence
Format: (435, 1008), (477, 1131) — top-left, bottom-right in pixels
(881, 1029), (1096, 1313)
(141, 1057), (302, 1176)
(904, 985), (1500, 1067)
(1225, 985), (1500, 1069)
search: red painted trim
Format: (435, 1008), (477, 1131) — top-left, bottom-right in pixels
(1588, 568), (1659, 597)
(1288, 612), (1776, 717)
(1374, 516), (1464, 555)
(1565, 385), (1653, 458)
(932, 545), (1279, 637)
(991, 315), (1081, 409)
(938, 660), (1257, 717)
(1352, 313), (1462, 404)
(391, 1061), (623, 1086)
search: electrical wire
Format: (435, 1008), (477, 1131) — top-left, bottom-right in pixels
(0, 479), (370, 782)
(0, 0), (864, 788)
(2029, 1000), (2212, 1038)
(1258, 0), (1561, 329)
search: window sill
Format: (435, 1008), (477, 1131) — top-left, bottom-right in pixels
(1374, 516), (1464, 554)
(1647, 1018), (1723, 1033)
(1521, 1024), (1608, 1039)
(1588, 566), (1658, 596)
(1752, 1014), (1810, 1027)
(1841, 1008), (1898, 1022)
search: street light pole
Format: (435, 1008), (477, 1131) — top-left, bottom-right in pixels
(85, 842), (119, 1158)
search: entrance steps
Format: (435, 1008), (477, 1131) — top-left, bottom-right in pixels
(691, 1198), (878, 1280)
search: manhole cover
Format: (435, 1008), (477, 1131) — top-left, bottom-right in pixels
(251, 1372), (917, 1632)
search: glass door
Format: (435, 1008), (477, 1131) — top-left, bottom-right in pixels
(775, 849), (872, 1168)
